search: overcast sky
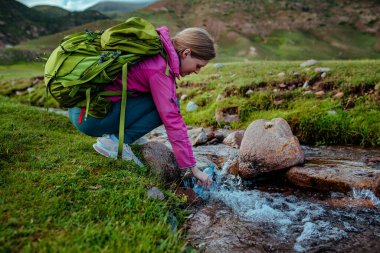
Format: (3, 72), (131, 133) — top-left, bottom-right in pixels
(16, 0), (154, 11)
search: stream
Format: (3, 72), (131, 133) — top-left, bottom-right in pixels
(144, 126), (380, 253)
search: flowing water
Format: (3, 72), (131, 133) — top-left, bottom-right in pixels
(142, 126), (380, 252)
(184, 145), (380, 253)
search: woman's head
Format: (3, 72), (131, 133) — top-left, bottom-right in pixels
(173, 27), (216, 77)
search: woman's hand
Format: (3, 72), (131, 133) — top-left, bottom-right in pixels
(191, 166), (212, 190)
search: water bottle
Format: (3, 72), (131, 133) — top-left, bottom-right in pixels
(193, 164), (216, 198)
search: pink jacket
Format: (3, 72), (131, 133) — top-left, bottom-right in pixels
(104, 26), (196, 169)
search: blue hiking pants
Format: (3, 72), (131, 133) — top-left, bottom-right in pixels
(68, 94), (162, 144)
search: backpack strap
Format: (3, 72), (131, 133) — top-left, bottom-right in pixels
(117, 62), (129, 157)
(85, 88), (91, 120)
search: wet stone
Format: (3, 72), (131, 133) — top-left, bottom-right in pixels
(287, 162), (380, 195)
(223, 130), (245, 149)
(141, 141), (180, 183)
(193, 144), (238, 169)
(175, 187), (198, 204)
(325, 198), (375, 209)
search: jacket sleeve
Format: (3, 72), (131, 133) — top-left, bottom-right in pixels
(148, 71), (196, 169)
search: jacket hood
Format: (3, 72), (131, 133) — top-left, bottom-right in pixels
(156, 26), (180, 78)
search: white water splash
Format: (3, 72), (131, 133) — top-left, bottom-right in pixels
(294, 221), (347, 252)
(198, 166), (350, 252)
(352, 188), (380, 207)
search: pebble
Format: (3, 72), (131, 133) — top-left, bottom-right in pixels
(315, 90), (325, 96)
(216, 94), (224, 102)
(300, 59), (318, 67)
(274, 100), (283, 105)
(315, 67), (331, 73)
(27, 87), (35, 93)
(186, 101), (199, 112)
(303, 90), (313, 95)
(213, 63), (224, 68)
(147, 187), (165, 200)
(334, 92), (344, 99)
(245, 89), (254, 95)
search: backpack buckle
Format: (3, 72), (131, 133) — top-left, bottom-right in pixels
(98, 53), (106, 64)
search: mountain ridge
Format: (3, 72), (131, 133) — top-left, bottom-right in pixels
(0, 0), (108, 47)
(3, 0), (380, 60)
(85, 1), (156, 17)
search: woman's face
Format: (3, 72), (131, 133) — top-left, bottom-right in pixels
(179, 49), (208, 77)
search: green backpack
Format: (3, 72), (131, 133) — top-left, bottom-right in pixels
(44, 17), (166, 156)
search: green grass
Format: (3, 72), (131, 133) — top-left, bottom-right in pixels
(0, 63), (44, 81)
(178, 60), (380, 146)
(250, 26), (380, 60)
(1, 60), (379, 147)
(15, 19), (121, 53)
(0, 96), (189, 252)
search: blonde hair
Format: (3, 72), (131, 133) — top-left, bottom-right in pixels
(172, 28), (216, 61)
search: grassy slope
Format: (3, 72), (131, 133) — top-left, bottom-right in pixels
(1, 60), (378, 146)
(13, 3), (380, 62)
(250, 27), (380, 60)
(0, 96), (187, 252)
(0, 63), (44, 81)
(178, 60), (380, 146)
(1, 60), (379, 146)
(15, 19), (121, 53)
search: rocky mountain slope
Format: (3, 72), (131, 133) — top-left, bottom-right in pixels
(0, 0), (108, 47)
(2, 0), (380, 60)
(86, 1), (156, 17)
(136, 0), (380, 59)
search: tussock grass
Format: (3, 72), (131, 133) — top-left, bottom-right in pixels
(1, 60), (379, 147)
(0, 96), (188, 252)
(178, 60), (380, 146)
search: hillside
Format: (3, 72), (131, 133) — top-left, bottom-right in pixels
(86, 1), (156, 17)
(4, 0), (380, 61)
(31, 5), (70, 18)
(0, 0), (108, 47)
(1, 59), (379, 146)
(132, 0), (380, 60)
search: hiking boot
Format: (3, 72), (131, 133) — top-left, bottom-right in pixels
(93, 134), (144, 167)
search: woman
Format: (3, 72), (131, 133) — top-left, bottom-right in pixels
(68, 25), (216, 189)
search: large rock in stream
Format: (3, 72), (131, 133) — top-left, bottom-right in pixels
(141, 141), (180, 183)
(287, 162), (380, 196)
(239, 118), (304, 179)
